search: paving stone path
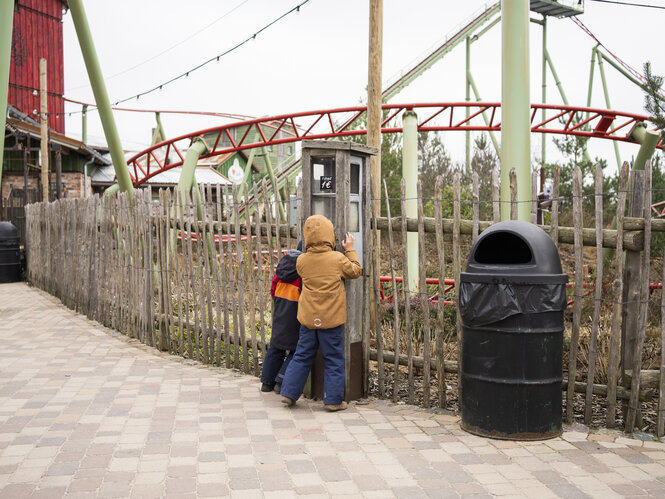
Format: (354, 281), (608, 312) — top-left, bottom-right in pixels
(2, 282), (665, 498)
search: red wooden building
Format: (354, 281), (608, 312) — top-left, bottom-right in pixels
(8, 0), (65, 134)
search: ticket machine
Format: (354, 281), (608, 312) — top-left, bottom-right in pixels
(300, 140), (377, 401)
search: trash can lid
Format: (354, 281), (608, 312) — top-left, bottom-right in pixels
(465, 220), (563, 275)
(0, 222), (19, 240)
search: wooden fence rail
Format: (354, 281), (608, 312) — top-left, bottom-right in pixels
(23, 164), (665, 435)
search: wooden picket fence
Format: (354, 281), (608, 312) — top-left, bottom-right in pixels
(23, 162), (665, 435)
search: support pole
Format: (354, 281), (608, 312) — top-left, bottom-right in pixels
(501, 0), (531, 222)
(0, 0), (14, 194)
(541, 16), (547, 168)
(68, 0), (133, 200)
(151, 111), (166, 145)
(176, 138), (208, 218)
(596, 50), (622, 170)
(39, 58), (49, 202)
(82, 104), (88, 144)
(468, 73), (501, 155)
(544, 49), (568, 105)
(367, 0), (383, 217)
(55, 145), (62, 199)
(630, 124), (659, 172)
(104, 183), (120, 196)
(261, 145), (286, 222)
(586, 47), (597, 111)
(466, 36), (471, 174)
(403, 110), (418, 293)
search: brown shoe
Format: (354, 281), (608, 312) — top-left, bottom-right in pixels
(281, 396), (296, 407)
(324, 401), (348, 412)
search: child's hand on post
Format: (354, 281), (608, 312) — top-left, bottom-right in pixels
(341, 232), (355, 251)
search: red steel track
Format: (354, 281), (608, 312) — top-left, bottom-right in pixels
(127, 102), (662, 187)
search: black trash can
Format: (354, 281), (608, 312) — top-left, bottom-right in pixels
(0, 222), (22, 283)
(459, 220), (568, 440)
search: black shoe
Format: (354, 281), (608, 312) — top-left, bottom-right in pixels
(274, 383), (281, 394)
(261, 383), (274, 392)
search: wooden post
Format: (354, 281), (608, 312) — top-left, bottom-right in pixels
(400, 179), (414, 405)
(606, 162), (629, 427)
(55, 145), (62, 199)
(383, 180), (400, 403)
(453, 172), (462, 402)
(39, 58), (49, 202)
(434, 177), (447, 409)
(417, 180), (431, 408)
(567, 166), (584, 423)
(367, 0), (383, 217)
(626, 161), (652, 433)
(492, 169), (500, 224)
(509, 168), (518, 220)
(585, 163), (604, 424)
(472, 172), (479, 242)
(622, 170), (644, 412)
(551, 166), (560, 249)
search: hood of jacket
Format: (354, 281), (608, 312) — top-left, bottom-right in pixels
(276, 249), (301, 282)
(303, 215), (335, 253)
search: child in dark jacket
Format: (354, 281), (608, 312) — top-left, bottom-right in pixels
(260, 241), (303, 393)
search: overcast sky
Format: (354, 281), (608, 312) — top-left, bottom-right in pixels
(61, 0), (665, 169)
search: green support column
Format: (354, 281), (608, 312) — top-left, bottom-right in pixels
(151, 112), (166, 145)
(403, 110), (419, 293)
(586, 47), (597, 112)
(261, 146), (286, 222)
(0, 0), (15, 191)
(468, 72), (501, 155)
(465, 36), (471, 174)
(541, 16), (547, 168)
(501, 0), (531, 222)
(596, 50), (622, 170)
(69, 0), (133, 200)
(176, 137), (208, 218)
(630, 123), (659, 171)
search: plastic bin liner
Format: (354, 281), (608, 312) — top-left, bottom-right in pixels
(459, 277), (567, 327)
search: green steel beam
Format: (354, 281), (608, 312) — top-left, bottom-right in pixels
(544, 49), (568, 105)
(403, 110), (419, 293)
(540, 22), (547, 166)
(598, 50), (645, 90)
(151, 112), (166, 145)
(0, 0), (15, 191)
(237, 148), (257, 199)
(261, 145), (286, 222)
(629, 123), (659, 171)
(465, 37), (471, 174)
(596, 49), (622, 170)
(501, 0), (531, 222)
(471, 15), (501, 41)
(176, 137), (208, 214)
(383, 2), (500, 101)
(68, 0), (133, 200)
(468, 72), (501, 156)
(586, 46), (597, 114)
(104, 183), (120, 196)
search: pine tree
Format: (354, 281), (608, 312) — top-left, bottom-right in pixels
(643, 62), (665, 138)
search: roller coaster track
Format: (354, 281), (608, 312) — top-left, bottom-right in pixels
(127, 102), (662, 187)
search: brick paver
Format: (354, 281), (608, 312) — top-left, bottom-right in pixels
(2, 282), (665, 498)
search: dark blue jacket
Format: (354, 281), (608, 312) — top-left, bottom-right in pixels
(269, 249), (302, 350)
